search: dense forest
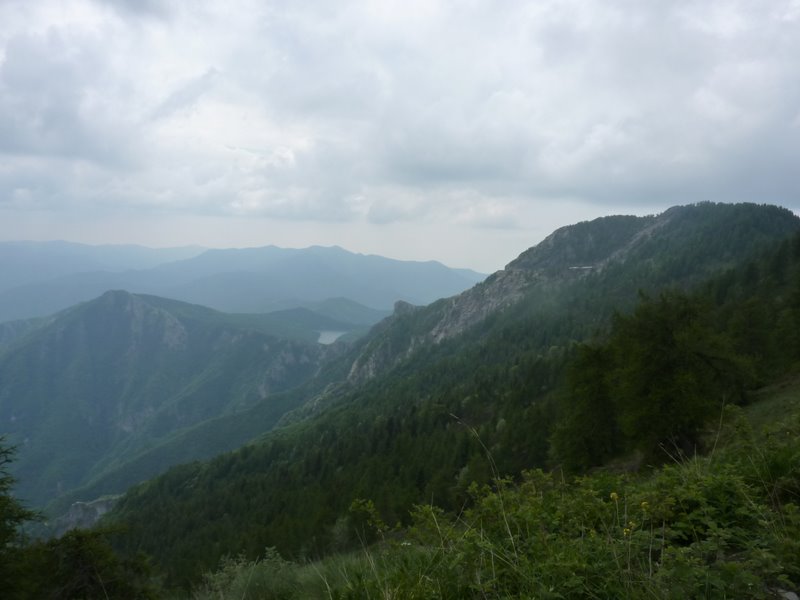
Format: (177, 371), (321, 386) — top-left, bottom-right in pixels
(187, 381), (800, 598)
(2, 203), (800, 598)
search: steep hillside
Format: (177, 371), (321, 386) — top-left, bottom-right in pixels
(188, 376), (800, 599)
(0, 291), (328, 508)
(106, 203), (800, 586)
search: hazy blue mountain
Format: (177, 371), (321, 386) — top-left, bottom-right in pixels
(0, 241), (204, 294)
(0, 290), (330, 508)
(0, 245), (485, 322)
(139, 245), (486, 311)
(0, 316), (50, 349)
(302, 297), (391, 326)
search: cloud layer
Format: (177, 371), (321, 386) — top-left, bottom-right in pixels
(1, 0), (799, 269)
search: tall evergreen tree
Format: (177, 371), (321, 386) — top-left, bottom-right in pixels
(0, 439), (36, 597)
(610, 292), (746, 459)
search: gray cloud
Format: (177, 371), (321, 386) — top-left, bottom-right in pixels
(1, 0), (799, 270)
(0, 26), (141, 171)
(150, 69), (220, 121)
(94, 0), (172, 18)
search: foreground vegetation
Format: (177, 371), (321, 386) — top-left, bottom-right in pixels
(190, 382), (800, 598)
(3, 377), (799, 598)
(1, 441), (158, 598)
(182, 219), (800, 597)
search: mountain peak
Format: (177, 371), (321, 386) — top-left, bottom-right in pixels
(393, 300), (419, 316)
(97, 289), (136, 302)
(346, 203), (800, 383)
(0, 290), (328, 508)
(507, 214), (650, 274)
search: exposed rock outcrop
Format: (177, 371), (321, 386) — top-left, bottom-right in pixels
(344, 205), (768, 385)
(50, 495), (120, 536)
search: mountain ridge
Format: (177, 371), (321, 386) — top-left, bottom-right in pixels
(0, 245), (485, 322)
(0, 290), (330, 507)
(344, 203), (799, 386)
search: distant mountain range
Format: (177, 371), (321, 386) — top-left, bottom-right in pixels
(0, 241), (205, 294)
(0, 243), (485, 322)
(0, 244), (482, 514)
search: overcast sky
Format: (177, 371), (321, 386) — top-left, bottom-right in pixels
(1, 0), (798, 271)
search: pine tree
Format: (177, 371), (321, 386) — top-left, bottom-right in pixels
(0, 438), (37, 598)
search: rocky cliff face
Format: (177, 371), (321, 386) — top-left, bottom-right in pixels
(49, 495), (120, 536)
(344, 203), (800, 385)
(345, 215), (650, 383)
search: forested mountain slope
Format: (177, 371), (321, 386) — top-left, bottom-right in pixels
(188, 376), (800, 599)
(0, 291), (330, 508)
(325, 202), (798, 397)
(0, 317), (50, 349)
(106, 202), (800, 586)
